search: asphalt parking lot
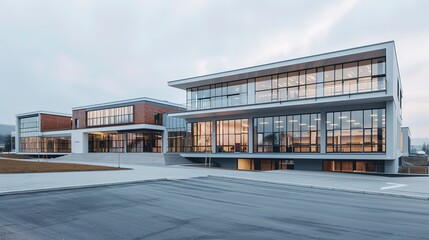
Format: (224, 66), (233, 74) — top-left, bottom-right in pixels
(0, 176), (428, 240)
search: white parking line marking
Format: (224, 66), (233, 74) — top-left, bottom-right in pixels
(380, 182), (407, 190)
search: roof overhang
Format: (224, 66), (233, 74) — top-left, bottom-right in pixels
(72, 97), (184, 111)
(168, 41), (393, 90)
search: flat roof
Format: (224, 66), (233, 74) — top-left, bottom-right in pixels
(16, 111), (72, 118)
(72, 97), (184, 110)
(168, 41), (394, 90)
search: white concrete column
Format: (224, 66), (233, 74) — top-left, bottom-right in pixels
(162, 130), (168, 153)
(248, 117), (253, 153)
(212, 120), (216, 153)
(15, 118), (20, 153)
(320, 111), (326, 154)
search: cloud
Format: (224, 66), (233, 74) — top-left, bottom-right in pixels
(0, 0), (429, 138)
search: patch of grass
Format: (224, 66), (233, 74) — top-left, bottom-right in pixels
(0, 159), (128, 173)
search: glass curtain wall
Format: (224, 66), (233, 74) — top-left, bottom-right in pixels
(86, 106), (133, 127)
(166, 117), (187, 152)
(19, 116), (40, 152)
(186, 80), (248, 110)
(323, 160), (385, 173)
(88, 131), (162, 153)
(255, 57), (386, 103)
(254, 113), (321, 153)
(88, 133), (125, 153)
(326, 108), (386, 153)
(127, 131), (162, 153)
(188, 121), (212, 152)
(40, 137), (71, 153)
(216, 119), (248, 153)
(186, 57), (386, 110)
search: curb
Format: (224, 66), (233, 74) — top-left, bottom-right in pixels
(0, 178), (169, 197)
(208, 175), (429, 201)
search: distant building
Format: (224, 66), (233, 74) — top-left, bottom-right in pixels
(70, 97), (183, 154)
(15, 98), (184, 156)
(15, 111), (72, 155)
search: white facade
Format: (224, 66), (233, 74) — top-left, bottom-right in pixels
(168, 41), (405, 173)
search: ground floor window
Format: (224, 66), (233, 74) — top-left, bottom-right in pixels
(254, 113), (321, 153)
(323, 160), (384, 173)
(216, 119), (248, 153)
(127, 131), (162, 153)
(88, 133), (125, 153)
(237, 159), (294, 171)
(88, 130), (162, 153)
(188, 121), (212, 153)
(326, 109), (386, 153)
(20, 136), (71, 153)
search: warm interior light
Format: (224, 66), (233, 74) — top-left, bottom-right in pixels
(339, 116), (348, 119)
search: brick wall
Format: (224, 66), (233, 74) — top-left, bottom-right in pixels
(72, 109), (87, 129)
(71, 103), (182, 129)
(134, 103), (182, 125)
(40, 114), (72, 132)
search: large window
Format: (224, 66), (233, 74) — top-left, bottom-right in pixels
(324, 58), (386, 96)
(216, 119), (248, 152)
(88, 133), (125, 153)
(326, 108), (386, 153)
(86, 106), (133, 127)
(166, 117), (187, 152)
(255, 57), (386, 103)
(20, 136), (71, 153)
(88, 130), (162, 153)
(254, 113), (321, 153)
(19, 116), (40, 152)
(40, 137), (71, 153)
(188, 121), (212, 152)
(127, 131), (162, 153)
(323, 160), (384, 173)
(186, 80), (248, 110)
(186, 57), (386, 111)
(19, 116), (39, 137)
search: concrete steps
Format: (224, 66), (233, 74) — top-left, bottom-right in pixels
(54, 153), (166, 166)
(164, 153), (192, 165)
(54, 153), (191, 166)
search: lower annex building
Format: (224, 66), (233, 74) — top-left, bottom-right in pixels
(14, 41), (410, 173)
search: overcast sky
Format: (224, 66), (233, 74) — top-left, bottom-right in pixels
(1, 0), (428, 137)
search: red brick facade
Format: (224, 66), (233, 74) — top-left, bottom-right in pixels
(72, 109), (87, 129)
(40, 114), (72, 132)
(134, 103), (181, 125)
(72, 102), (182, 129)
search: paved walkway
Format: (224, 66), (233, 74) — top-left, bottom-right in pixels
(1, 159), (429, 200)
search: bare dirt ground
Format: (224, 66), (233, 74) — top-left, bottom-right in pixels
(0, 159), (128, 173)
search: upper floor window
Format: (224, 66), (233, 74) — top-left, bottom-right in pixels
(86, 106), (133, 127)
(74, 118), (79, 129)
(154, 113), (161, 125)
(186, 80), (248, 110)
(186, 57), (386, 111)
(19, 116), (39, 137)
